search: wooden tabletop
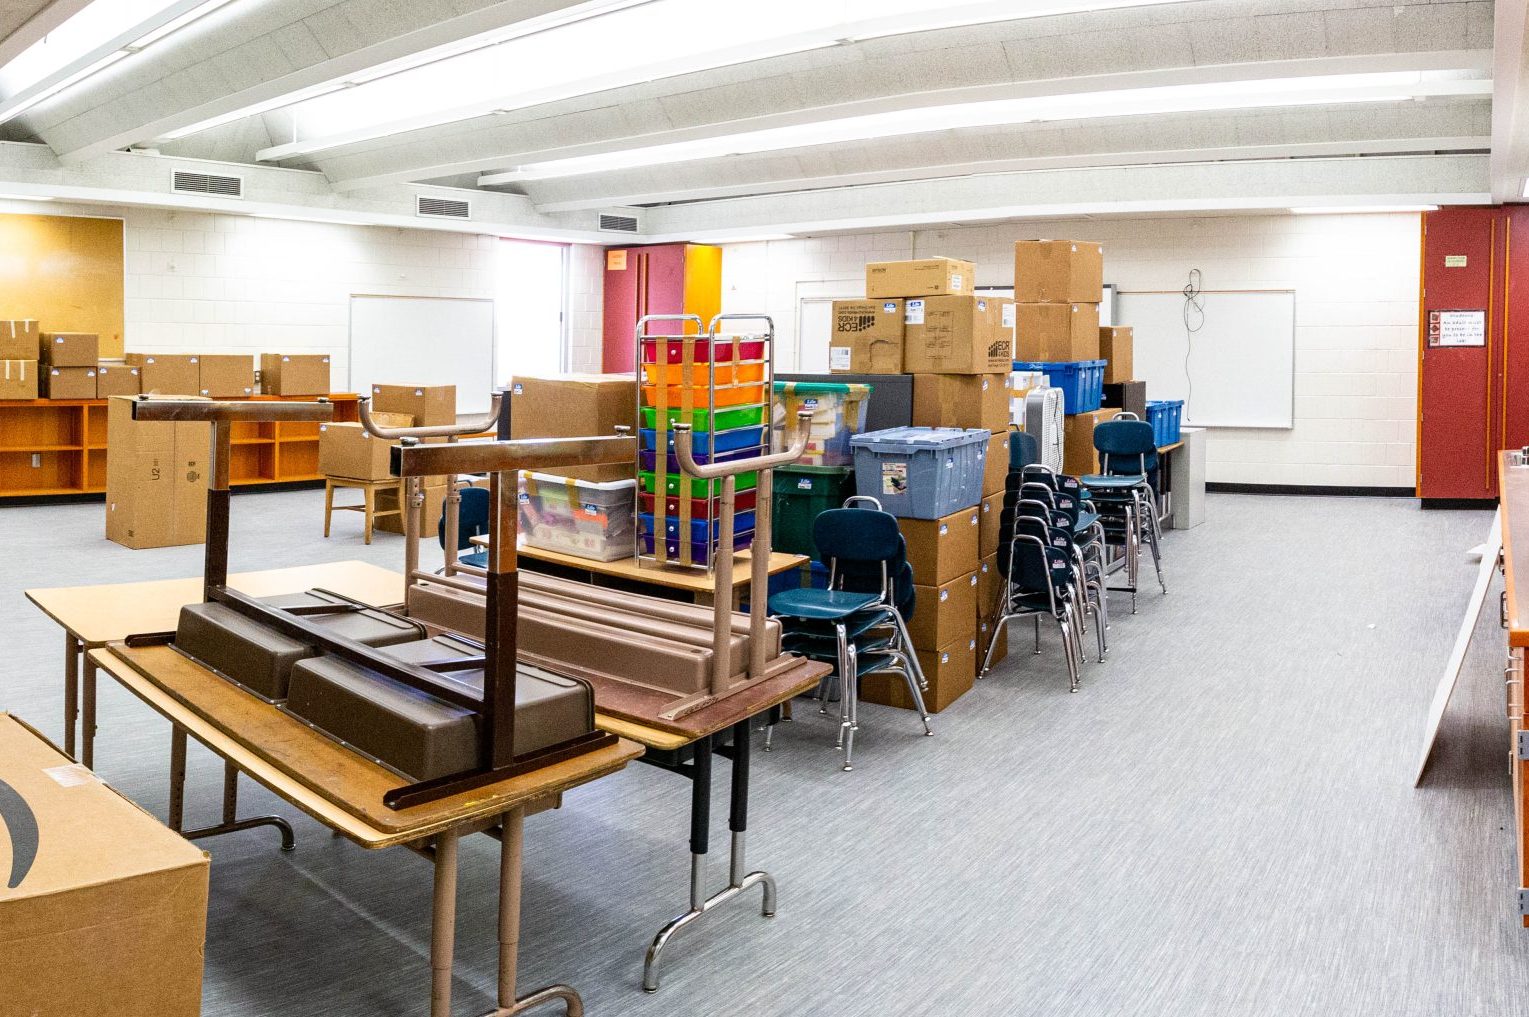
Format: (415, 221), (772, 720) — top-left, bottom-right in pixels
(26, 560), (405, 646)
(1502, 452), (1529, 648)
(1157, 441), (1184, 454)
(471, 540), (807, 593)
(95, 645), (642, 846)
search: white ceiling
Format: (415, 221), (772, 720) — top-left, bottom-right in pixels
(0, 0), (1512, 239)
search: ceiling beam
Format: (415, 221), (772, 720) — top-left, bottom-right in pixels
(1491, 0), (1529, 201)
(0, 0), (97, 70)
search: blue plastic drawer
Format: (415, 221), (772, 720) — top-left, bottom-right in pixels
(639, 527), (754, 566)
(1012, 359), (1106, 413)
(640, 511), (757, 543)
(637, 443), (764, 473)
(638, 425), (767, 455)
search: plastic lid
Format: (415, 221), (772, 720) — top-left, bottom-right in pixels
(850, 426), (990, 453)
(1011, 359), (1108, 369)
(519, 470), (636, 491)
(773, 381), (874, 396)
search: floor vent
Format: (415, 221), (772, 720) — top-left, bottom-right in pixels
(417, 195), (472, 219)
(171, 170), (242, 197)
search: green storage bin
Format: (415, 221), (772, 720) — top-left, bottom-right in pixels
(639, 403), (767, 432)
(639, 469), (759, 499)
(771, 465), (854, 559)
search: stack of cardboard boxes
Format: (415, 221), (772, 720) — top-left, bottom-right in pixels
(1098, 327), (1141, 420)
(829, 257), (1012, 713)
(507, 373), (637, 482)
(1013, 241), (1119, 476)
(366, 384), (457, 534)
(0, 320), (39, 398)
(0, 343), (332, 401)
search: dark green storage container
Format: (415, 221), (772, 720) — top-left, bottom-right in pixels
(772, 464), (855, 559)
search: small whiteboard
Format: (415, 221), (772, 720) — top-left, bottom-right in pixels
(1115, 288), (1295, 429)
(349, 295), (496, 413)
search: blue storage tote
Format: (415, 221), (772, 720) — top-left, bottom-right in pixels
(638, 425), (765, 455)
(640, 511), (757, 543)
(639, 528), (754, 566)
(1147, 400), (1184, 447)
(1011, 359), (1106, 413)
(848, 426), (989, 519)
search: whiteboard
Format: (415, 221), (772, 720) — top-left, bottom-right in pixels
(1114, 289), (1294, 429)
(348, 295), (496, 414)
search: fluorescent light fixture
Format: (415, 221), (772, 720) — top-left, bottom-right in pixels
(0, 49), (130, 121)
(254, 0), (1190, 162)
(125, 0), (237, 50)
(479, 71), (1485, 183)
(1289, 204), (1440, 214)
(0, 193), (55, 201)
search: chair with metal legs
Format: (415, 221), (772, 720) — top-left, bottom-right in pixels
(1083, 416), (1167, 612)
(1017, 482), (1107, 661)
(981, 507), (1088, 691)
(768, 499), (932, 771)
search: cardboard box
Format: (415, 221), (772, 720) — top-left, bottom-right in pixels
(1099, 326), (1133, 383)
(318, 422), (396, 481)
(1102, 380), (1146, 420)
(977, 553), (1002, 622)
(829, 299), (904, 374)
(903, 295), (1013, 374)
(375, 479), (447, 536)
(45, 366), (96, 399)
(907, 569), (978, 650)
(198, 354), (255, 397)
(0, 358), (37, 399)
(1062, 407), (1120, 477)
(977, 615), (1008, 673)
(898, 506), (980, 586)
(1014, 240), (1104, 303)
(911, 373), (1009, 431)
(979, 491), (1003, 559)
(1014, 303), (1100, 362)
(865, 257), (975, 299)
(95, 362), (141, 397)
(862, 635), (976, 713)
(0, 319), (39, 359)
(372, 384), (456, 427)
(126, 353), (201, 396)
(509, 373), (636, 482)
(106, 395), (210, 549)
(41, 331), (99, 367)
(0, 713), (208, 1017)
(260, 353), (331, 395)
(983, 429), (1010, 496)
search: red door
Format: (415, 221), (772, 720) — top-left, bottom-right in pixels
(1503, 208), (1529, 457)
(1419, 207), (1499, 500)
(601, 244), (688, 373)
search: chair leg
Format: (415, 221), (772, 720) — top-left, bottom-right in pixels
(323, 480), (334, 538)
(834, 624), (850, 752)
(1143, 499), (1167, 594)
(888, 608), (930, 692)
(362, 484), (376, 545)
(841, 641), (857, 772)
(897, 662), (933, 736)
(1088, 598), (1106, 663)
(1058, 613), (1079, 693)
(1033, 615), (1042, 654)
(979, 611), (1010, 678)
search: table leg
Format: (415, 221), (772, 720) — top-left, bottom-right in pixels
(63, 633), (78, 758)
(727, 718), (777, 918)
(431, 830), (459, 1017)
(169, 724), (187, 832)
(81, 652), (97, 769)
(492, 807), (583, 1016)
(167, 739), (295, 850)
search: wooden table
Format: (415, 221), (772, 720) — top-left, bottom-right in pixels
(25, 560), (405, 767)
(472, 539), (807, 607)
(90, 644), (641, 1017)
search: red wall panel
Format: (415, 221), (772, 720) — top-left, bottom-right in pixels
(1504, 209), (1529, 456)
(601, 244), (688, 373)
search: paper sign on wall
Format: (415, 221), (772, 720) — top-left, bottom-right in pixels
(606, 250), (627, 271)
(1444, 255), (1468, 268)
(1427, 309), (1486, 348)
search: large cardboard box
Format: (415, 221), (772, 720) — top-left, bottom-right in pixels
(45, 366), (96, 399)
(260, 353), (331, 395)
(96, 362), (141, 397)
(979, 491), (1003, 559)
(898, 506), (980, 586)
(198, 354), (255, 397)
(1014, 303), (1100, 362)
(1102, 380), (1146, 420)
(1099, 326), (1133, 383)
(1062, 407), (1120, 477)
(372, 384), (456, 427)
(829, 299), (904, 374)
(865, 257), (975, 299)
(509, 373), (636, 482)
(126, 353), (201, 395)
(375, 479), (447, 536)
(911, 373), (1009, 431)
(0, 713), (208, 1017)
(983, 429), (1010, 496)
(0, 319), (39, 359)
(862, 635), (975, 713)
(908, 569), (978, 650)
(319, 421), (395, 481)
(106, 396), (210, 549)
(977, 553), (1001, 621)
(903, 295), (1013, 374)
(1013, 240), (1104, 303)
(0, 358), (37, 399)
(41, 331), (99, 367)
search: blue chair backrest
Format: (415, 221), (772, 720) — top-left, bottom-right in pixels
(1093, 420), (1157, 476)
(814, 507), (903, 564)
(440, 487), (490, 551)
(1009, 430), (1040, 471)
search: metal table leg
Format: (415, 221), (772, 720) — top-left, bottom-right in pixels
(166, 727), (295, 850)
(643, 722), (777, 992)
(81, 651), (96, 769)
(431, 829), (459, 1017)
(63, 633), (78, 758)
(490, 807), (584, 1016)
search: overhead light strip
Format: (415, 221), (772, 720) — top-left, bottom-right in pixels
(1289, 204), (1440, 214)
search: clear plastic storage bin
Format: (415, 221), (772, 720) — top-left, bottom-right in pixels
(773, 381), (872, 467)
(517, 470), (636, 562)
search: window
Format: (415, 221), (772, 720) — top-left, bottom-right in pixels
(496, 239), (567, 381)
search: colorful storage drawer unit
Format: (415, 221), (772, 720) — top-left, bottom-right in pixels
(517, 470), (636, 562)
(772, 381), (872, 467)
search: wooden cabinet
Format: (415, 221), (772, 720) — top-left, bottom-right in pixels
(0, 393), (359, 498)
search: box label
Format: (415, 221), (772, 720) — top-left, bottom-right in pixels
(880, 462), (907, 495)
(797, 477), (813, 490)
(1002, 303), (1015, 328)
(829, 346), (851, 370)
(951, 274), (964, 291)
(882, 301), (897, 313)
(905, 300), (925, 325)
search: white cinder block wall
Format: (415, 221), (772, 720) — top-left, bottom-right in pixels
(117, 206), (607, 388)
(712, 214), (1421, 489)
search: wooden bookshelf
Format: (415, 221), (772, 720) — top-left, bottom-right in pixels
(0, 393), (360, 498)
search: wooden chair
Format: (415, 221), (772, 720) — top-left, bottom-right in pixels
(323, 476), (403, 544)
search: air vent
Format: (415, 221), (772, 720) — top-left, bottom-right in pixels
(417, 195), (471, 219)
(171, 170), (242, 197)
(599, 213), (638, 233)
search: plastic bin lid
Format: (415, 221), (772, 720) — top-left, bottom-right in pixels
(773, 381), (874, 396)
(849, 426), (990, 453)
(519, 470), (637, 491)
(1147, 399), (1185, 409)
(1011, 359), (1108, 369)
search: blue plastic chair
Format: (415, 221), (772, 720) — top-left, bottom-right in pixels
(769, 497), (932, 770)
(1083, 416), (1166, 610)
(983, 504), (1088, 691)
(440, 486), (490, 569)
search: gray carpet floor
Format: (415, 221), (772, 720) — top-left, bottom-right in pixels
(2, 489), (1523, 1016)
